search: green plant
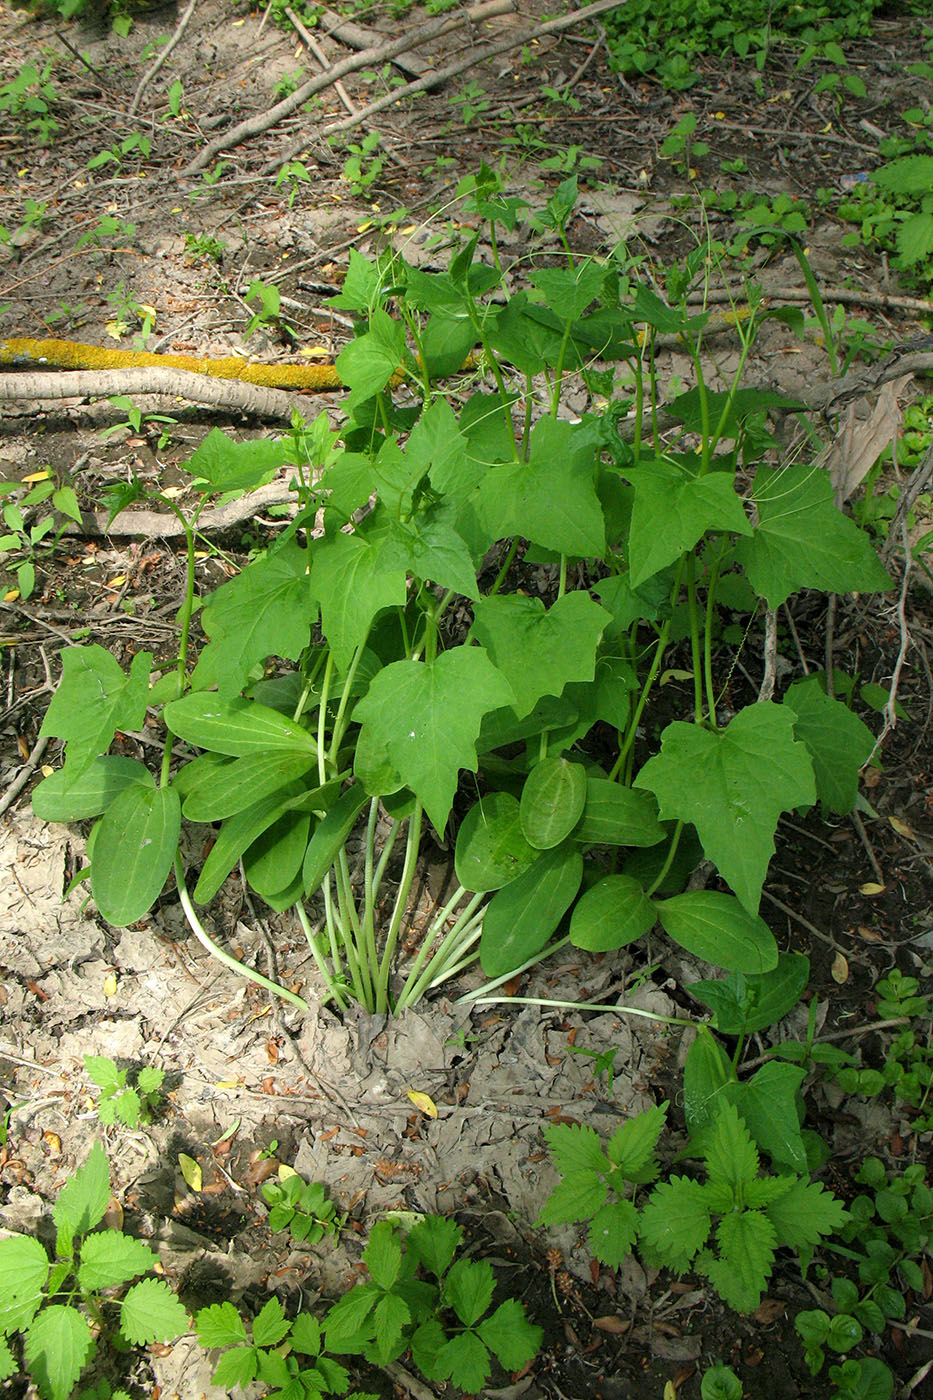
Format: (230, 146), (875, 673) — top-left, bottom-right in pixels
(274, 158), (312, 209)
(339, 131), (386, 197)
(0, 60), (59, 143)
(83, 1055), (165, 1129)
(272, 68), (307, 101)
(567, 1041), (620, 1092)
(324, 1215), (542, 1387)
(262, 1170), (342, 1244)
(540, 1100), (846, 1312)
(0, 472), (82, 599)
(701, 1363), (743, 1400)
(103, 284), (156, 347)
(32, 173), (891, 1020)
(539, 144), (604, 177)
(730, 192), (811, 251)
(87, 132), (151, 173)
(448, 79), (490, 126)
(183, 230), (228, 264)
(99, 395), (176, 449)
(75, 215), (137, 252)
(0, 198), (49, 247)
(0, 1143), (189, 1400)
(660, 112), (709, 175)
(195, 1296), (377, 1400)
(242, 277), (293, 338)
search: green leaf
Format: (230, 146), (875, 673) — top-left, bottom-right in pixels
(725, 1062), (808, 1173)
(336, 307), (406, 405)
(364, 1221), (403, 1291)
(897, 211), (933, 267)
(39, 646), (151, 783)
(90, 785), (181, 927)
(188, 428), (297, 493)
(684, 1026), (732, 1137)
(543, 1121), (609, 1175)
(408, 1216), (462, 1280)
(290, 1313), (323, 1355)
(325, 1283), (379, 1352)
(873, 153), (933, 195)
(657, 891), (778, 973)
(735, 464), (891, 609)
(386, 508), (478, 599)
(454, 792), (538, 892)
(211, 1345), (259, 1389)
(538, 1171), (608, 1226)
(195, 782), (324, 904)
(473, 418), (606, 557)
(408, 397), (478, 500)
(354, 649), (513, 834)
(687, 953), (810, 1034)
(472, 591), (611, 720)
(0, 1337), (15, 1384)
(77, 1233), (156, 1291)
(83, 1055), (123, 1093)
(195, 1300), (249, 1348)
(572, 775), (666, 847)
(765, 1177), (848, 1250)
(704, 1102), (759, 1199)
(625, 459), (751, 588)
(372, 1292), (410, 1362)
(569, 873), (656, 951)
(120, 1278), (189, 1344)
(530, 261), (604, 321)
(636, 704), (816, 914)
(701, 1363), (744, 1400)
(480, 844), (583, 977)
(606, 1102), (668, 1181)
(638, 1177), (711, 1272)
(165, 692), (316, 758)
(54, 1143), (110, 1244)
(520, 756), (587, 850)
(783, 679), (875, 814)
(182, 752), (317, 821)
(309, 529), (407, 670)
(252, 1295), (290, 1348)
(243, 810), (311, 903)
(0, 1235), (50, 1334)
(192, 544), (315, 696)
(588, 1198), (640, 1267)
(302, 784), (369, 896)
(477, 1297), (542, 1371)
(437, 1331), (491, 1392)
(443, 1258), (494, 1327)
(24, 1305), (94, 1400)
(32, 756), (154, 821)
(702, 1210), (775, 1312)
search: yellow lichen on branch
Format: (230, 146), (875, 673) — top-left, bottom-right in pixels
(0, 336), (346, 391)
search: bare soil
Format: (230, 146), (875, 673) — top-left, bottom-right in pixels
(0, 3), (931, 1399)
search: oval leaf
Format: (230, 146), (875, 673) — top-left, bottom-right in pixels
(91, 785), (181, 927)
(520, 756), (587, 850)
(164, 692), (316, 757)
(656, 890), (778, 973)
(573, 775), (666, 847)
(454, 792), (537, 892)
(32, 756), (154, 821)
(480, 844), (583, 978)
(243, 810), (312, 903)
(569, 874), (656, 951)
(183, 752), (317, 822)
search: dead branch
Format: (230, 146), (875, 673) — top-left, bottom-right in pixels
(0, 368), (305, 421)
(182, 0), (513, 175)
(59, 481), (297, 539)
(685, 284), (933, 315)
(128, 0), (197, 116)
(321, 0), (626, 138)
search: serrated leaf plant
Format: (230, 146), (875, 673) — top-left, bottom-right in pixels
(83, 1054), (165, 1130)
(0, 1143), (190, 1400)
(262, 1170), (343, 1244)
(323, 1215), (542, 1390)
(540, 1100), (847, 1315)
(33, 168), (891, 1015)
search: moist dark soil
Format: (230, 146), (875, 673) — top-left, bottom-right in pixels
(1, 3), (931, 1399)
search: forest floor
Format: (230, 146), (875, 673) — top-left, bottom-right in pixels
(0, 2), (931, 1398)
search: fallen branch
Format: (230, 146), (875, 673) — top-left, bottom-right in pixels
(0, 368), (305, 421)
(59, 481), (297, 539)
(316, 5), (429, 78)
(321, 0), (625, 138)
(182, 0), (512, 175)
(128, 0), (196, 116)
(686, 284), (933, 315)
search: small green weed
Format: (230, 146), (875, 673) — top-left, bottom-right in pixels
(183, 231), (228, 264)
(83, 1055), (165, 1129)
(99, 395), (176, 449)
(0, 471), (82, 600)
(338, 131), (386, 197)
(0, 60), (59, 143)
(449, 79), (490, 126)
(274, 158), (312, 208)
(660, 112), (709, 175)
(262, 1170), (343, 1244)
(87, 132), (151, 173)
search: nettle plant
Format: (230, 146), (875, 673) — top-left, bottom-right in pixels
(34, 173), (890, 1015)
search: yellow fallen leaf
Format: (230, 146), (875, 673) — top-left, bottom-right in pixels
(41, 764), (54, 777)
(299, 346), (332, 358)
(179, 1153), (202, 1192)
(102, 972), (118, 997)
(23, 470), (51, 482)
(889, 816), (915, 839)
(859, 882), (886, 896)
(406, 1090), (438, 1119)
(831, 952), (849, 984)
(106, 575), (127, 588)
(278, 1164), (298, 1182)
(664, 1382), (678, 1400)
(4, 590), (21, 603)
(214, 1079), (239, 1090)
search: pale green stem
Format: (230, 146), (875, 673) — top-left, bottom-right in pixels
(456, 933), (573, 1005)
(316, 653), (334, 786)
(360, 797), (380, 974)
(466, 994), (696, 1028)
(336, 847), (371, 1006)
(371, 814), (402, 898)
(394, 889), (485, 1011)
(376, 801), (423, 1012)
(328, 644), (365, 764)
(294, 902), (349, 1011)
(174, 856), (307, 1012)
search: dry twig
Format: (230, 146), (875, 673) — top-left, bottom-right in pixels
(128, 0), (197, 116)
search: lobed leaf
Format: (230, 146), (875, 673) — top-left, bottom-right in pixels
(39, 646), (151, 784)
